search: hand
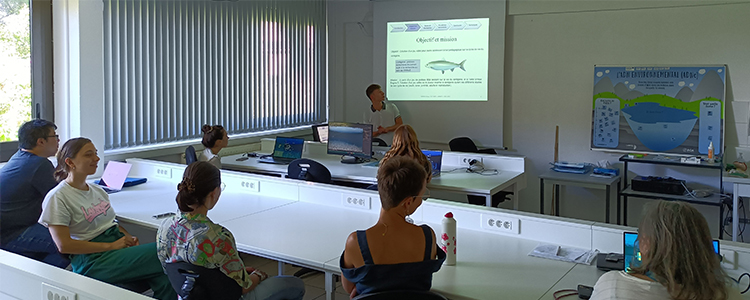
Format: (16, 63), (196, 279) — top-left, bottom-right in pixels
(245, 266), (255, 273)
(130, 236), (140, 246)
(377, 126), (387, 134)
(110, 236), (133, 250)
(349, 288), (358, 299)
(251, 269), (268, 281)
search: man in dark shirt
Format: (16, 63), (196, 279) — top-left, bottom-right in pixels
(0, 119), (69, 268)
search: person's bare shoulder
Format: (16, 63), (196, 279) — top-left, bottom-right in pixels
(343, 231), (364, 268)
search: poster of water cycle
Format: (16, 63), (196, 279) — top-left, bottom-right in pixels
(591, 65), (725, 155)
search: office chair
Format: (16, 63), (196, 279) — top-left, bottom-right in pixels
(352, 290), (448, 300)
(164, 261), (242, 300)
(372, 137), (388, 147)
(287, 158), (332, 184)
(448, 137), (496, 154)
(185, 146), (198, 165)
(448, 137), (511, 207)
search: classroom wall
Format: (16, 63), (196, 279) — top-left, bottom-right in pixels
(328, 0), (750, 240)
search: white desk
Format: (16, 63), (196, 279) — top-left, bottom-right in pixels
(724, 175), (749, 242)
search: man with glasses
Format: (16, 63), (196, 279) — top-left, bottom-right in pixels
(0, 119), (69, 268)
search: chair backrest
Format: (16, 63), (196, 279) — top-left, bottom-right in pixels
(372, 137), (388, 147)
(164, 261), (242, 300)
(185, 146), (198, 165)
(287, 158), (332, 184)
(448, 137), (479, 153)
(352, 290), (448, 300)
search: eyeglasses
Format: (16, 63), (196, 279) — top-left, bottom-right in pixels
(221, 182), (226, 191)
(45, 135), (59, 139)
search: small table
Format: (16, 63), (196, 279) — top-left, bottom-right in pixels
(539, 170), (621, 224)
(723, 174), (749, 242)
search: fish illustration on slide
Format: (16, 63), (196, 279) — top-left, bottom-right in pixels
(425, 59), (466, 74)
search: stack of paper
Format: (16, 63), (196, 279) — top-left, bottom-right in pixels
(528, 243), (599, 265)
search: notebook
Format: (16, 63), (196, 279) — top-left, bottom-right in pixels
(259, 137), (304, 165)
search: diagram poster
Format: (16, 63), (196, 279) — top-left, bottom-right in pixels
(591, 65), (725, 155)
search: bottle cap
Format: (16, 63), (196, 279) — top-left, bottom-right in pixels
(445, 212), (453, 218)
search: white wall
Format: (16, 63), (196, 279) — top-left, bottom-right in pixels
(329, 0), (750, 240)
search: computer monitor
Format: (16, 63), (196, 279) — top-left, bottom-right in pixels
(623, 232), (719, 272)
(327, 122), (372, 164)
(312, 124), (328, 143)
(421, 150), (442, 178)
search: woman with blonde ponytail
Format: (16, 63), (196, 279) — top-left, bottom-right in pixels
(40, 138), (175, 300)
(590, 200), (741, 300)
(380, 125), (432, 182)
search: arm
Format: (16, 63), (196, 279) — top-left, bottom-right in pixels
(383, 116), (403, 133)
(33, 161), (58, 195)
(211, 229), (262, 294)
(429, 227), (438, 259)
(341, 232), (363, 295)
(48, 225), (133, 254)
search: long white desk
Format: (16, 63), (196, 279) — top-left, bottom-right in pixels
(110, 159), (750, 300)
(221, 139), (527, 210)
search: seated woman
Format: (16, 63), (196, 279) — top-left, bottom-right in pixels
(156, 161), (305, 300)
(199, 124), (228, 168)
(590, 200), (742, 300)
(40, 138), (175, 300)
(340, 156), (446, 298)
(380, 125), (432, 182)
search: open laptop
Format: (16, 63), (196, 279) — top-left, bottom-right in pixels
(623, 231), (719, 272)
(259, 137), (304, 165)
(422, 150), (443, 178)
(96, 161), (132, 194)
(312, 124), (328, 142)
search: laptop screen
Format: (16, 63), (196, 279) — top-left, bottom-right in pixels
(272, 137), (304, 159)
(312, 124), (328, 142)
(421, 150), (442, 177)
(623, 232), (719, 272)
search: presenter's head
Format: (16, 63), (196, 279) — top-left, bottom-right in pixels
(176, 161), (222, 213)
(366, 84), (385, 104)
(55, 138), (99, 181)
(377, 156), (428, 216)
(631, 200), (729, 299)
(201, 124), (228, 150)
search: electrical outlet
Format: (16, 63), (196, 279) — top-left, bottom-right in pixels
(480, 213), (519, 234)
(240, 180), (260, 193)
(720, 249), (737, 270)
(461, 157), (482, 167)
(154, 167), (172, 179)
(42, 283), (76, 300)
(342, 194), (371, 210)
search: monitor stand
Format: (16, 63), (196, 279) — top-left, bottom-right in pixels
(340, 156), (366, 164)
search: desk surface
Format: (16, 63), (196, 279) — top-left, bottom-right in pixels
(223, 153), (523, 195)
(539, 169), (621, 186)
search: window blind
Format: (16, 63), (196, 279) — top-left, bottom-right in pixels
(103, 0), (327, 150)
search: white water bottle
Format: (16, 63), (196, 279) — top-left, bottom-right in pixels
(441, 212), (457, 265)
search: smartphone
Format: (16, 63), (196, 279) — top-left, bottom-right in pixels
(577, 284), (594, 299)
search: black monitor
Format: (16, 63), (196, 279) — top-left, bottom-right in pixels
(312, 124), (328, 142)
(327, 122), (372, 164)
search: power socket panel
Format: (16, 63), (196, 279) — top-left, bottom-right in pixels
(42, 283), (76, 300)
(480, 213), (519, 235)
(240, 180), (260, 193)
(342, 194), (371, 210)
(461, 156), (483, 167)
(720, 249), (737, 270)
(154, 167), (172, 179)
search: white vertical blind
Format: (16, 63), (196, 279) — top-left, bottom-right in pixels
(103, 0), (327, 150)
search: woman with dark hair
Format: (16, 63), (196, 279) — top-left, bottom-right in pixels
(157, 161), (305, 300)
(199, 124), (228, 168)
(40, 138), (175, 300)
(590, 200), (741, 300)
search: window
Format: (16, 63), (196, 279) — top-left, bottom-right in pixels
(102, 0), (327, 150)
(0, 0), (32, 142)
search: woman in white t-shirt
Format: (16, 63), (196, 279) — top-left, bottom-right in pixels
(40, 138), (175, 300)
(590, 200), (741, 300)
(199, 124), (228, 169)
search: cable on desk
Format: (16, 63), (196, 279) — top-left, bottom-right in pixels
(733, 272), (750, 294)
(552, 289), (578, 300)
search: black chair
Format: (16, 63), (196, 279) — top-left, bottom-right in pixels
(185, 146), (198, 165)
(448, 137), (496, 154)
(287, 158), (332, 184)
(352, 290), (448, 300)
(372, 137), (388, 147)
(448, 137), (511, 207)
(164, 261), (242, 300)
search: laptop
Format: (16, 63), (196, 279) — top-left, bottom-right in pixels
(623, 231), (719, 272)
(96, 161), (132, 194)
(259, 137), (304, 165)
(312, 124), (328, 142)
(422, 150), (443, 178)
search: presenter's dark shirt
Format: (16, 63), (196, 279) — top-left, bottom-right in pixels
(0, 150), (57, 246)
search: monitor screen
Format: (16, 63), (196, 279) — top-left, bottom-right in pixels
(272, 137), (304, 159)
(624, 232), (719, 272)
(312, 124), (328, 142)
(327, 123), (372, 158)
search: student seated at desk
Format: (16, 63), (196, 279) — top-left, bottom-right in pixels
(40, 138), (176, 300)
(199, 124), (228, 169)
(156, 162), (305, 300)
(380, 124), (432, 183)
(340, 156), (445, 298)
(590, 201), (741, 300)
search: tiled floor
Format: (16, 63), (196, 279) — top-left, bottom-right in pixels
(240, 253), (350, 300)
